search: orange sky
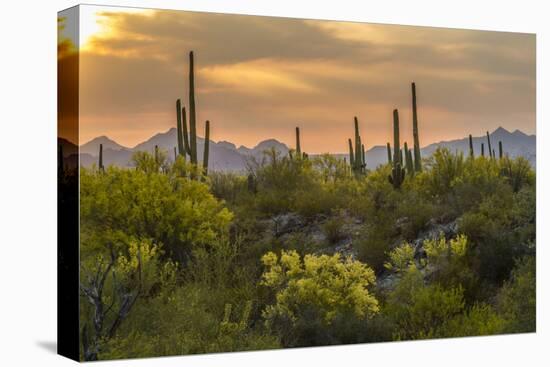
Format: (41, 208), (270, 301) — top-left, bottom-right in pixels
(61, 5), (535, 153)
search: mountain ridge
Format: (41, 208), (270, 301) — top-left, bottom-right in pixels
(75, 127), (536, 171)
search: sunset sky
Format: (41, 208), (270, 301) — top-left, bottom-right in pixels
(62, 5), (535, 153)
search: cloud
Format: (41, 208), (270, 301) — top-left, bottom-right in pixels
(77, 6), (535, 152)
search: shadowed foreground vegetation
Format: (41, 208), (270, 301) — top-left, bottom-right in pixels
(76, 147), (535, 360)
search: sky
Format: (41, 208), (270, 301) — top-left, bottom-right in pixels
(60, 5), (535, 153)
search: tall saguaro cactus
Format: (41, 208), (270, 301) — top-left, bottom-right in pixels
(99, 143), (104, 172)
(348, 117), (366, 176)
(498, 141), (503, 159)
(295, 127), (301, 156)
(468, 134), (474, 158)
(203, 120), (210, 175)
(386, 143), (392, 164)
(174, 51), (212, 177)
(388, 109), (406, 189)
(481, 143), (485, 157)
(188, 51), (198, 165)
(411, 82), (422, 172)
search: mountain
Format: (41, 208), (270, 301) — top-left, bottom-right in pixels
(421, 127), (536, 167)
(78, 127), (535, 172)
(81, 136), (130, 156)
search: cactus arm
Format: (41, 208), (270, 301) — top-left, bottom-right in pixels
(348, 138), (355, 168)
(388, 109), (405, 188)
(469, 134), (474, 158)
(393, 109), (400, 167)
(203, 120), (210, 175)
(189, 51), (197, 164)
(354, 117), (362, 171)
(362, 143), (366, 171)
(411, 82), (422, 171)
(295, 127), (301, 156)
(498, 141), (503, 159)
(176, 99), (185, 156)
(481, 143), (485, 157)
(486, 131), (493, 159)
(387, 143), (392, 164)
(182, 106), (191, 157)
(404, 142), (414, 175)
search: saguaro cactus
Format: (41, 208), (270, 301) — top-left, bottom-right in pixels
(404, 142), (414, 176)
(189, 51), (198, 165)
(411, 82), (422, 172)
(99, 143), (104, 172)
(182, 106), (190, 156)
(175, 51), (213, 178)
(203, 120), (210, 175)
(348, 138), (355, 168)
(362, 143), (366, 168)
(486, 131), (493, 159)
(481, 143), (485, 157)
(154, 145), (160, 168)
(354, 117), (362, 170)
(388, 109), (406, 188)
(295, 127), (301, 156)
(387, 143), (392, 164)
(499, 141), (503, 159)
(176, 99), (185, 156)
(348, 117), (366, 176)
(468, 134), (474, 158)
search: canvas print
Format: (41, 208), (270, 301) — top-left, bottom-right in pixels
(58, 5), (536, 362)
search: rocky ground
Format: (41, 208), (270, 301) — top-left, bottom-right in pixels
(258, 211), (460, 291)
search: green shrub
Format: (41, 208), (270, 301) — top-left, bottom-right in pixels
(497, 256), (536, 333)
(208, 171), (248, 203)
(261, 250), (379, 346)
(80, 166), (233, 262)
(322, 211), (346, 244)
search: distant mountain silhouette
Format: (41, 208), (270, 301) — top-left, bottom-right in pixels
(77, 126), (535, 172)
(80, 135), (129, 156)
(420, 127), (535, 167)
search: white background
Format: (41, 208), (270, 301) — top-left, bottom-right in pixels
(0, 0), (547, 365)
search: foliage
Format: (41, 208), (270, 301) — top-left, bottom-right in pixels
(497, 256), (536, 333)
(79, 145), (535, 359)
(384, 235), (504, 339)
(261, 250), (379, 346)
(321, 210), (347, 244)
(80, 165), (233, 261)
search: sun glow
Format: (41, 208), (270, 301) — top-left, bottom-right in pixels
(79, 5), (152, 51)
